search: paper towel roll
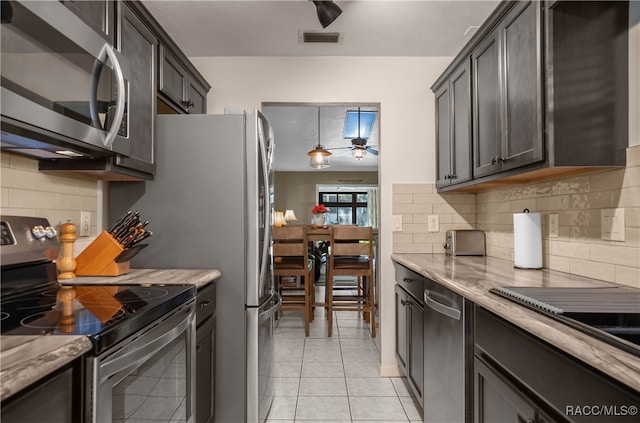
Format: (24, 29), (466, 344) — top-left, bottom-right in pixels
(513, 210), (542, 269)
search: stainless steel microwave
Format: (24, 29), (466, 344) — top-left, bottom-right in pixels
(1, 1), (130, 159)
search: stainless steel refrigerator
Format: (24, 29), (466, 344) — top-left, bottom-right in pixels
(109, 111), (278, 422)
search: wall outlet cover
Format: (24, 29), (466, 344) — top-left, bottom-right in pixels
(601, 208), (625, 241)
(393, 215), (403, 232)
(80, 211), (91, 237)
(549, 214), (559, 238)
(428, 215), (439, 232)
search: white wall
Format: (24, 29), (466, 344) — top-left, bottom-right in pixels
(191, 56), (452, 374)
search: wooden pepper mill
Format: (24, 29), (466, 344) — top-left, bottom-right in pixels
(58, 221), (77, 280)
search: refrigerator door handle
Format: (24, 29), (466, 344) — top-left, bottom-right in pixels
(258, 111), (272, 297)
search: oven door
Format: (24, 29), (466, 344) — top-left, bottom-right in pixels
(1, 1), (130, 158)
(86, 300), (196, 423)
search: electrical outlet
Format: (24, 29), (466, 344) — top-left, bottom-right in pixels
(80, 211), (91, 237)
(549, 214), (559, 238)
(393, 215), (403, 232)
(428, 215), (439, 232)
(601, 208), (625, 241)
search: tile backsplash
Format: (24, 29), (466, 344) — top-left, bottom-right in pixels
(1, 152), (99, 252)
(393, 145), (640, 288)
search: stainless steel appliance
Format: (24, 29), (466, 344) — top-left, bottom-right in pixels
(443, 229), (485, 256)
(491, 286), (640, 357)
(0, 215), (197, 423)
(109, 111), (279, 422)
(423, 278), (471, 423)
(1, 1), (129, 158)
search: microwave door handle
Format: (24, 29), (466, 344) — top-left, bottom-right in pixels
(92, 44), (125, 148)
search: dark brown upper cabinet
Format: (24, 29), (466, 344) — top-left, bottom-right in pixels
(433, 0), (629, 192)
(434, 59), (472, 189)
(159, 45), (209, 114)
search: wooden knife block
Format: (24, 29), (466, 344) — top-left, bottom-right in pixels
(75, 231), (130, 276)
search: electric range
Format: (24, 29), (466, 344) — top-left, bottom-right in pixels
(0, 215), (195, 354)
(491, 286), (640, 357)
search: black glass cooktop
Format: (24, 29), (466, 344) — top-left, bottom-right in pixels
(1, 263), (195, 354)
(491, 286), (640, 357)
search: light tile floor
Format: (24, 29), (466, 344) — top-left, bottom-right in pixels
(267, 300), (423, 422)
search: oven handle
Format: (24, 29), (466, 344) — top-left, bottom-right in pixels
(97, 300), (195, 384)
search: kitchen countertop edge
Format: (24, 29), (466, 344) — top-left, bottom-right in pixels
(391, 253), (640, 393)
(62, 268), (221, 288)
(0, 336), (92, 402)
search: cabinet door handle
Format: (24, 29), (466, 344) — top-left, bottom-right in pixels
(490, 156), (498, 165)
(424, 290), (460, 320)
(200, 300), (211, 308)
(402, 277), (414, 283)
(449, 174), (456, 180)
(498, 156), (506, 162)
(400, 298), (413, 307)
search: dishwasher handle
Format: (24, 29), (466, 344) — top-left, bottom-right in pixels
(424, 289), (461, 320)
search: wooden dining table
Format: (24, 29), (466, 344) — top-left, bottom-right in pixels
(305, 225), (379, 242)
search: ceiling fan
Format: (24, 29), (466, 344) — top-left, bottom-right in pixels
(328, 107), (378, 160)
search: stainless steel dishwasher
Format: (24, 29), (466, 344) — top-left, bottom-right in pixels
(423, 278), (471, 423)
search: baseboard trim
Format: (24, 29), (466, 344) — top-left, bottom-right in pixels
(380, 364), (403, 377)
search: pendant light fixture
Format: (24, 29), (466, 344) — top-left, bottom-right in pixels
(308, 107), (331, 169)
(351, 107), (367, 160)
(312, 0), (342, 29)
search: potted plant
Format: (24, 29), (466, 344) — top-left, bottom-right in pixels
(311, 204), (329, 227)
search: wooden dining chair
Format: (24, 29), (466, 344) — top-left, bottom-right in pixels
(272, 225), (314, 336)
(326, 225), (375, 337)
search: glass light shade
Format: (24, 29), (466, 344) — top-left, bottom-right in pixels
(352, 148), (367, 160)
(307, 145), (331, 169)
(284, 210), (297, 222)
(273, 211), (287, 227)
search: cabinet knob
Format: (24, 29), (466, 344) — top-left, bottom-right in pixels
(200, 300), (211, 308)
(449, 174), (456, 180)
(490, 157), (497, 165)
(498, 156), (506, 162)
(182, 99), (195, 111)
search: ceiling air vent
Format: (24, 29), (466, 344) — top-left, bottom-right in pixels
(299, 31), (343, 44)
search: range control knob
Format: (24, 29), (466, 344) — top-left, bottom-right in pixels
(31, 225), (46, 239)
(44, 226), (58, 239)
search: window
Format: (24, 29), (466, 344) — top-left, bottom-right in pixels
(318, 192), (368, 226)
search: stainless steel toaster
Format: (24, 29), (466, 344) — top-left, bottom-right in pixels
(444, 229), (486, 256)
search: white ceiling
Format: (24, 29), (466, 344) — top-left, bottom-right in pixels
(142, 0), (500, 171)
(262, 104), (380, 171)
(142, 0), (499, 57)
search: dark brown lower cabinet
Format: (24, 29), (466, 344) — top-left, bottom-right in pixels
(475, 306), (640, 423)
(1, 363), (80, 423)
(196, 283), (216, 423)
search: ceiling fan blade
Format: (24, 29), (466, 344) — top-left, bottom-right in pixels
(366, 146), (379, 155)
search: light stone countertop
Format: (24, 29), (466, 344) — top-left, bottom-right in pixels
(391, 253), (640, 393)
(0, 268), (221, 401)
(62, 268), (221, 288)
(0, 336), (92, 401)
